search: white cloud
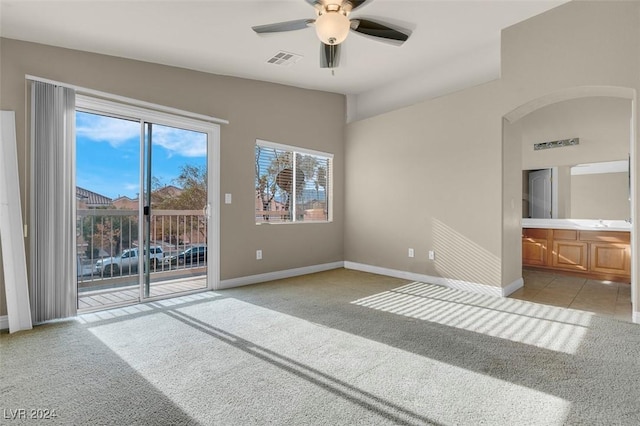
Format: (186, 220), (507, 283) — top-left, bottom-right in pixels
(76, 113), (139, 148)
(151, 125), (207, 158)
(76, 113), (206, 158)
(124, 182), (139, 192)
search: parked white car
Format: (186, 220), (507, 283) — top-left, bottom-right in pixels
(95, 246), (164, 277)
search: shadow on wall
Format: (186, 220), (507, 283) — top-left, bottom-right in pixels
(433, 218), (501, 287)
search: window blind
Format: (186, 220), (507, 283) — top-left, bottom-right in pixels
(255, 140), (332, 224)
(30, 81), (77, 323)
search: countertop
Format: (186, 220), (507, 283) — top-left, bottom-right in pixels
(522, 218), (631, 232)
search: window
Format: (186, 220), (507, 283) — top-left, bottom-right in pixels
(255, 140), (333, 224)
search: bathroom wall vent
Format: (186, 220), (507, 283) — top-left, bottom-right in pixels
(534, 138), (579, 151)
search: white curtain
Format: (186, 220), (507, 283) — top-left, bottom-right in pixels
(30, 81), (77, 323)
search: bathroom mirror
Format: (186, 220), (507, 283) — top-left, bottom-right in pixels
(522, 159), (630, 220)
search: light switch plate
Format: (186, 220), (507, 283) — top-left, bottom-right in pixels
(225, 193), (232, 204)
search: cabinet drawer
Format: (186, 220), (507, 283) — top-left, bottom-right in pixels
(579, 230), (630, 243)
(522, 228), (549, 239)
(553, 229), (577, 241)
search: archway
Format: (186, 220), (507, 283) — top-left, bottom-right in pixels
(502, 86), (637, 323)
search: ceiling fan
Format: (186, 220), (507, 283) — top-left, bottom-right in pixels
(252, 0), (411, 69)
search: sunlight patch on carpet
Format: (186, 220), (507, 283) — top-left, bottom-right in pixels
(81, 294), (571, 425)
(351, 282), (592, 354)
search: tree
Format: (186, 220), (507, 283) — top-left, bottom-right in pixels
(154, 164), (208, 243)
(317, 165), (327, 200)
(79, 208), (138, 257)
(255, 146), (291, 221)
(155, 164), (207, 210)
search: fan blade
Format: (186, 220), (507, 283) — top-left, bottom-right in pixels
(343, 0), (372, 12)
(350, 19), (410, 44)
(252, 19), (314, 34)
(320, 43), (341, 68)
(305, 0), (323, 10)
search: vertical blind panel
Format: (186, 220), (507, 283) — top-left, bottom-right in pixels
(31, 81), (77, 323)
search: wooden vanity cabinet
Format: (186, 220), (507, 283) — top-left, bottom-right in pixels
(581, 230), (631, 278)
(522, 228), (631, 282)
(551, 229), (588, 272)
(522, 228), (551, 266)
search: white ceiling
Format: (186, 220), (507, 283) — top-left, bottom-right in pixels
(0, 0), (566, 120)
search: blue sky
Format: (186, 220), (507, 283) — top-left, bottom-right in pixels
(76, 111), (207, 199)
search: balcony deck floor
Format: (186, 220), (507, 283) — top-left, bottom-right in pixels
(78, 276), (207, 311)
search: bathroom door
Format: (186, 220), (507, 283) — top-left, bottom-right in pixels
(529, 169), (552, 218)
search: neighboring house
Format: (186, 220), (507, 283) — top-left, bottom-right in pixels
(255, 190), (289, 222)
(76, 186), (112, 209)
(255, 190), (328, 222)
(112, 196), (138, 210)
(151, 185), (183, 205)
(75, 187), (113, 260)
(112, 186), (184, 210)
(112, 186), (204, 248)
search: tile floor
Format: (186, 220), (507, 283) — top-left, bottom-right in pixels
(509, 268), (632, 322)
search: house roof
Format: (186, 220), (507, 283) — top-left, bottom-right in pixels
(76, 186), (112, 207)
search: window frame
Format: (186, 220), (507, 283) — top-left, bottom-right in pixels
(255, 139), (333, 225)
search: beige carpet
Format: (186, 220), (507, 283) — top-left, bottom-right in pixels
(1, 268), (639, 425)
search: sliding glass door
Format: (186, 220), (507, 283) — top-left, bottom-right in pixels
(76, 111), (141, 308)
(142, 122), (210, 299)
(75, 99), (218, 311)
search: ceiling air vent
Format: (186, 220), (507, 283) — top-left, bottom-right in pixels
(266, 51), (303, 67)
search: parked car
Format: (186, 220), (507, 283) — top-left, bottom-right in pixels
(164, 245), (207, 267)
(96, 246), (164, 277)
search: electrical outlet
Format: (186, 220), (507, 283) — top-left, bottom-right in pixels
(225, 193), (232, 204)
(428, 250), (435, 260)
(256, 249), (262, 260)
(408, 248), (414, 258)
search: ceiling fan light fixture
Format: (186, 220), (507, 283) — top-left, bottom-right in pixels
(315, 10), (350, 45)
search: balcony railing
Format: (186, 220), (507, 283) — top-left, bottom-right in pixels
(76, 209), (207, 286)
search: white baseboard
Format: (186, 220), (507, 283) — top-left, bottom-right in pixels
(503, 277), (524, 296)
(0, 315), (8, 330)
(344, 261), (519, 297)
(217, 261), (344, 290)
(633, 311), (640, 324)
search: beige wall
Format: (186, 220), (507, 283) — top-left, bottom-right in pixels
(502, 118), (523, 287)
(346, 80), (504, 287)
(521, 97), (631, 170)
(347, 0), (640, 308)
(0, 39), (346, 316)
(556, 166), (572, 219)
(571, 172), (630, 220)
